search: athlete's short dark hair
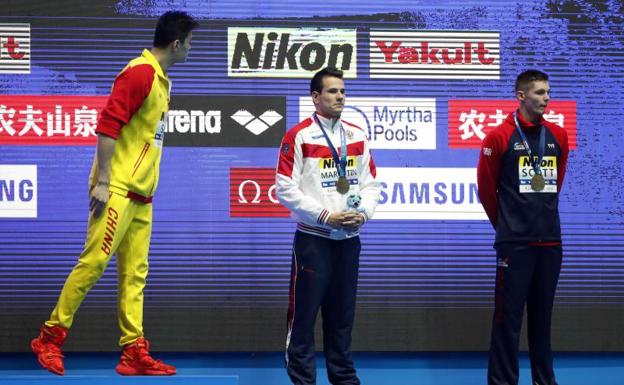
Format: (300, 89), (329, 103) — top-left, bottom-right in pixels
(515, 70), (549, 91)
(310, 67), (344, 94)
(153, 11), (199, 48)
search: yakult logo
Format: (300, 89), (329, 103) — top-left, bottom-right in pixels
(0, 24), (30, 73)
(230, 168), (289, 217)
(228, 27), (357, 78)
(375, 41), (494, 65)
(369, 30), (500, 79)
(299, 97), (436, 150)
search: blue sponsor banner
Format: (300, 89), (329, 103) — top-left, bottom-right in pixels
(0, 0), (623, 351)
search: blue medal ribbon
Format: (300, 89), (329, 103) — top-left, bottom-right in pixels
(513, 111), (545, 176)
(313, 113), (347, 179)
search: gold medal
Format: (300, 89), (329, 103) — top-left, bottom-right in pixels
(336, 176), (350, 194)
(531, 174), (545, 192)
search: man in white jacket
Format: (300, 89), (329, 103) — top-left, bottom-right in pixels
(276, 67), (380, 385)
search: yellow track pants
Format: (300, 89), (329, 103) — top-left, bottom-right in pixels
(45, 191), (152, 346)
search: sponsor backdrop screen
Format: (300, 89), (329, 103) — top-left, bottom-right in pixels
(1, 1), (623, 351)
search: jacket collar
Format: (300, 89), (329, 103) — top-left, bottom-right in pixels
(313, 112), (341, 133)
(509, 109), (545, 131)
(141, 49), (167, 80)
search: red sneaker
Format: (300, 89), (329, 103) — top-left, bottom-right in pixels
(30, 324), (68, 375)
(115, 337), (176, 376)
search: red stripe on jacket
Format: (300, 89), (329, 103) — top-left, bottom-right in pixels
(96, 64), (155, 139)
(301, 141), (365, 159)
(276, 118), (313, 177)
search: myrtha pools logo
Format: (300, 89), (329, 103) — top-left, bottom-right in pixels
(299, 97), (436, 150)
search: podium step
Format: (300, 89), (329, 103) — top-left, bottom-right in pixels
(0, 370), (238, 385)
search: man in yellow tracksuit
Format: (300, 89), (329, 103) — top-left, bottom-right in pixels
(31, 11), (198, 376)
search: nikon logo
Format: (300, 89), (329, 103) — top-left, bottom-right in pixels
(228, 27), (357, 78)
(521, 157), (554, 168)
(321, 158), (355, 169)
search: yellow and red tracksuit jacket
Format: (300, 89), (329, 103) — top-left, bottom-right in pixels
(89, 49), (170, 201)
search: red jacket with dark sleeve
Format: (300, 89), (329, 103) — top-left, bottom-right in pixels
(477, 110), (569, 244)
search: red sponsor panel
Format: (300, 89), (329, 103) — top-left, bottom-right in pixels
(448, 100), (577, 149)
(230, 167), (290, 218)
(0, 95), (108, 145)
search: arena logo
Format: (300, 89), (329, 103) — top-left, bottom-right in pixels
(0, 165), (37, 218)
(167, 109), (221, 134)
(0, 23), (30, 73)
(229, 168), (289, 218)
(231, 109), (283, 135)
(448, 100), (577, 149)
(369, 30), (500, 79)
(228, 27), (357, 78)
(299, 97), (436, 150)
(168, 109), (282, 136)
(165, 95), (286, 147)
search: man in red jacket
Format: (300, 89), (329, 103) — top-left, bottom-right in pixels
(477, 70), (569, 385)
(276, 67), (380, 385)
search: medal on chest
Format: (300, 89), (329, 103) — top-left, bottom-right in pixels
(530, 173), (545, 192)
(336, 176), (350, 194)
(514, 112), (547, 192)
(314, 114), (350, 195)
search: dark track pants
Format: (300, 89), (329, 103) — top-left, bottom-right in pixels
(286, 231), (361, 385)
(488, 243), (563, 385)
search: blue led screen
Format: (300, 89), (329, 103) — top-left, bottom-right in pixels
(1, 0), (623, 351)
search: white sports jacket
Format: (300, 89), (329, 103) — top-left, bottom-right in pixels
(275, 113), (380, 240)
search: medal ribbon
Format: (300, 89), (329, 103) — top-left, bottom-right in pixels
(314, 113), (347, 179)
(513, 111), (545, 176)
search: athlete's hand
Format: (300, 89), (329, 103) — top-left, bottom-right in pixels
(327, 212), (347, 229)
(90, 182), (109, 218)
(327, 211), (365, 230)
(341, 211), (365, 231)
